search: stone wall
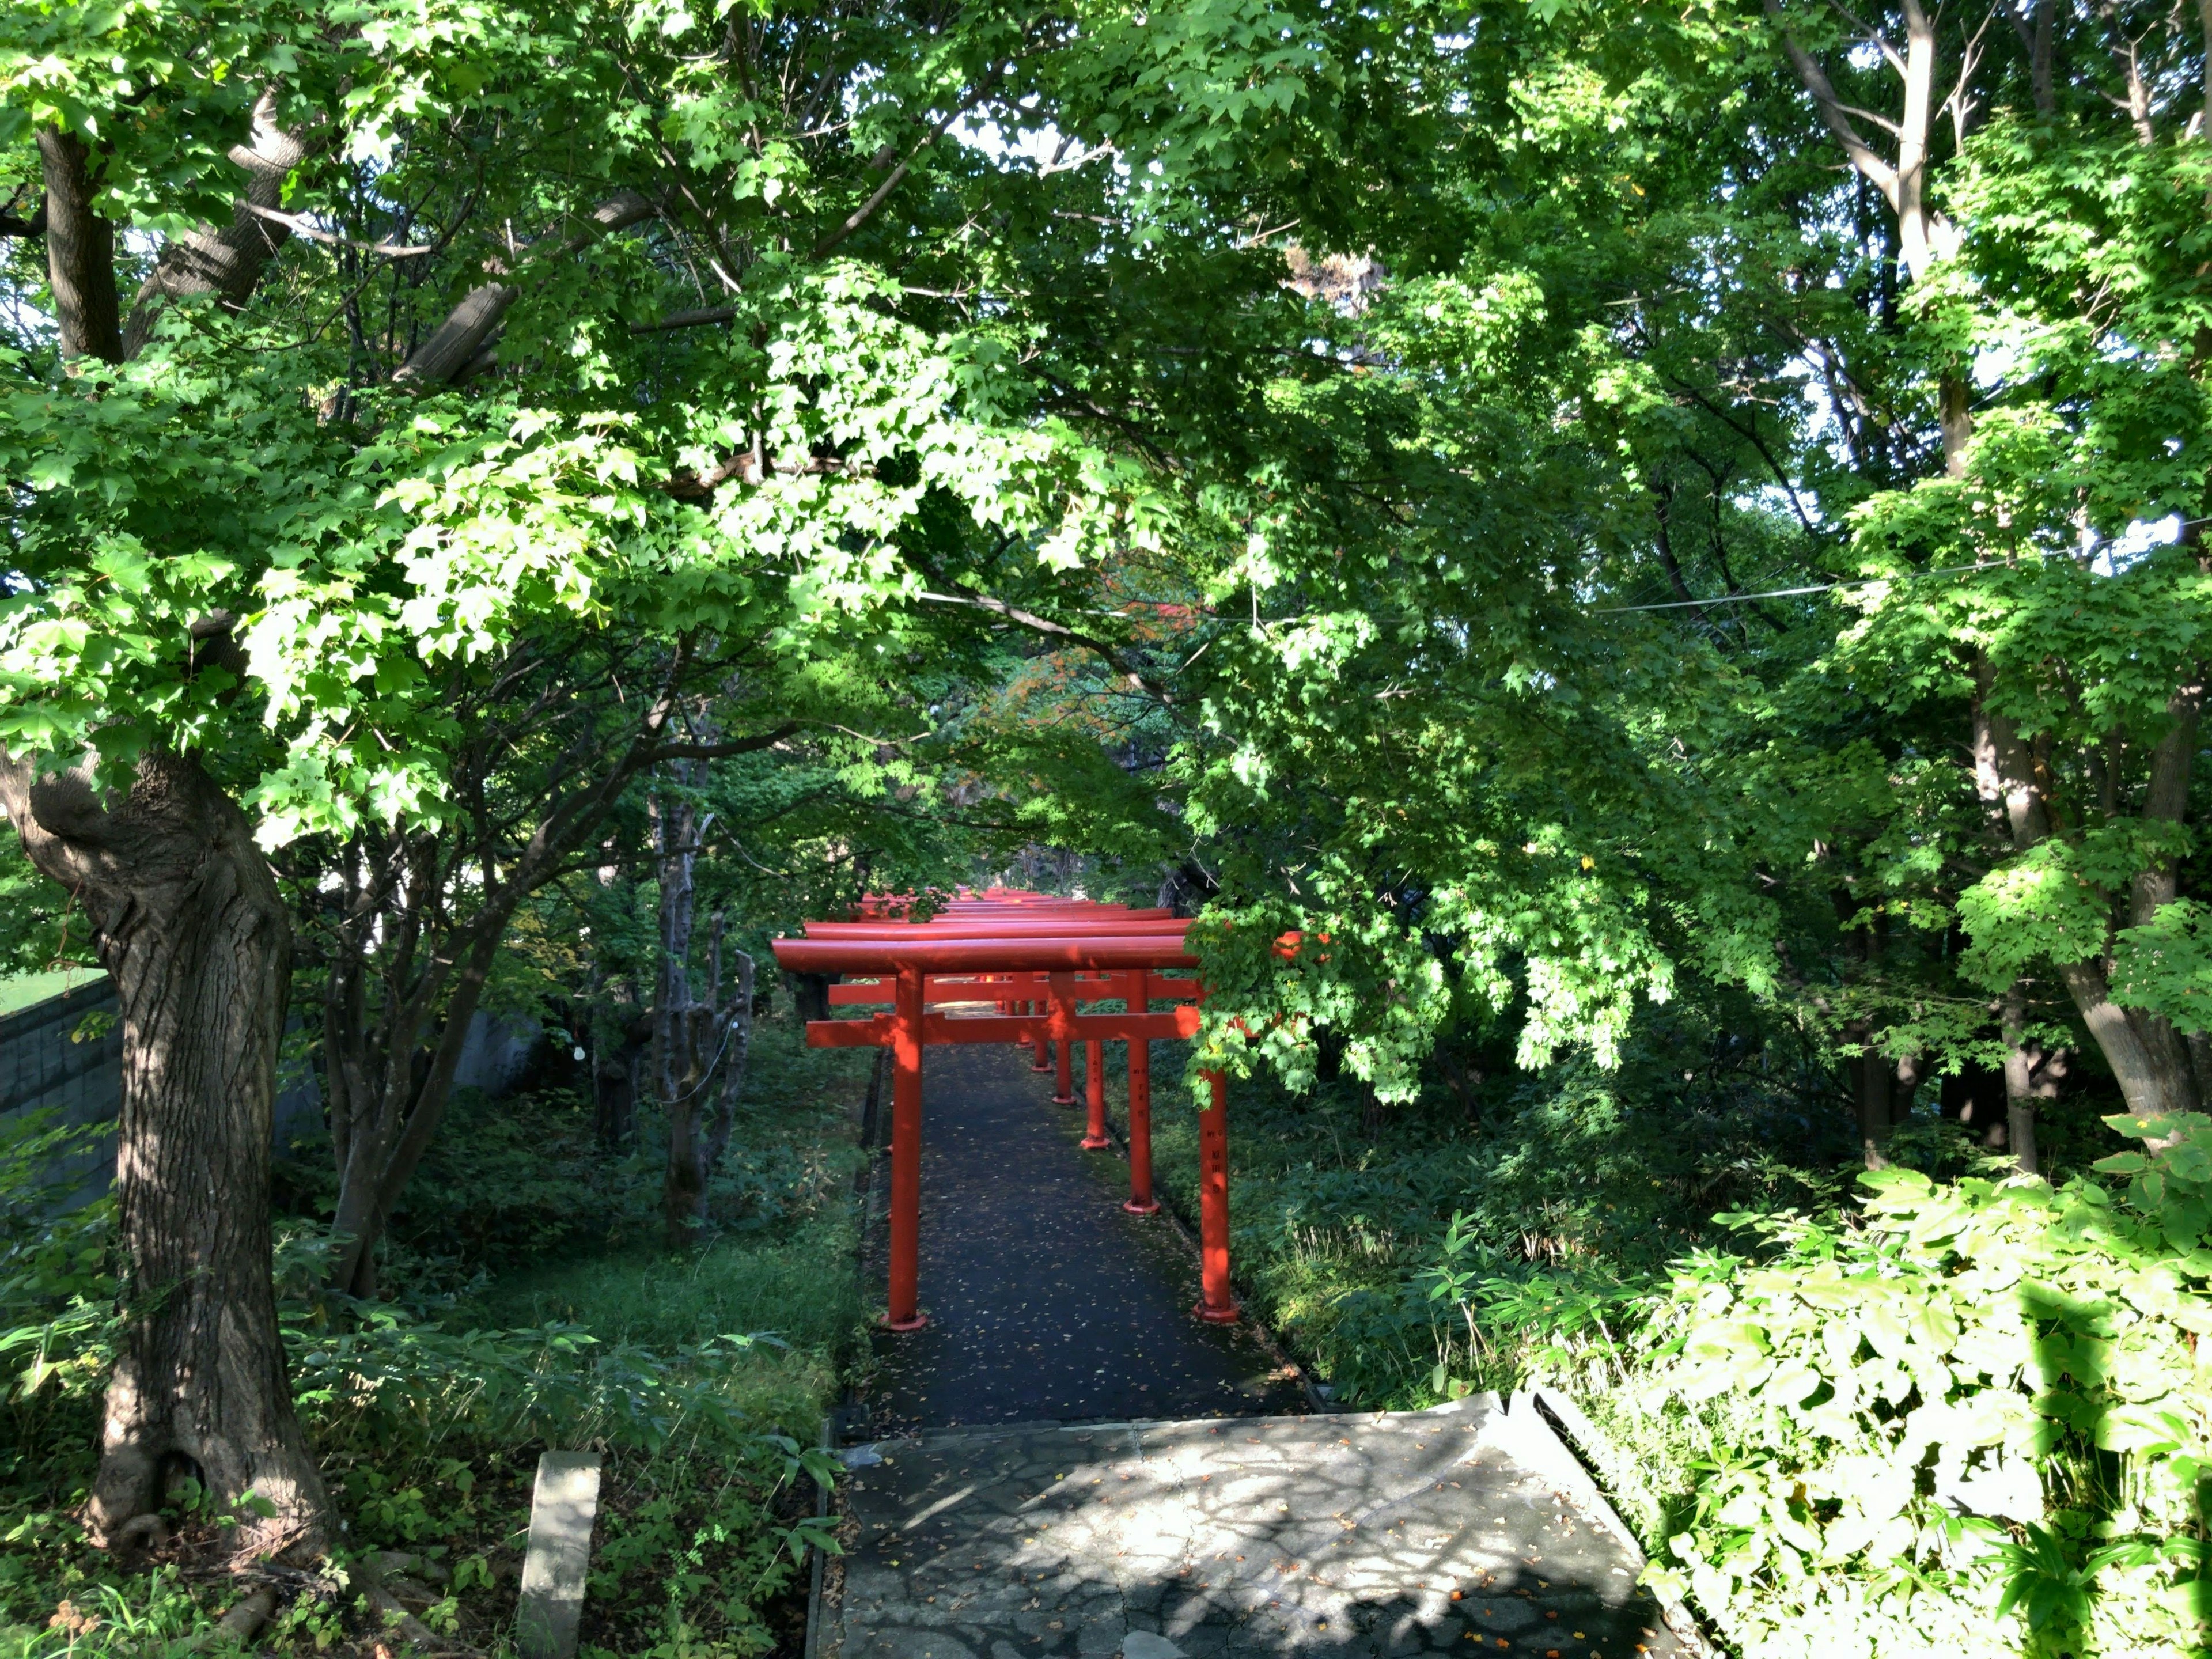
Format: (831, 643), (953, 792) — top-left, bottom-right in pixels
(0, 975), (122, 1209)
(3, 978), (327, 1209)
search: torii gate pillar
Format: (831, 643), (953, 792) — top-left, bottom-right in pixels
(885, 964), (927, 1331)
(1195, 1069), (1237, 1322)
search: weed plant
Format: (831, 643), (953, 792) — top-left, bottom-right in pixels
(1, 1011), (870, 1659)
(1124, 1009), (2204, 1657)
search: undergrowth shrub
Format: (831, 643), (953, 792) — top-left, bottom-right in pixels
(1141, 1033), (1861, 1406)
(1567, 1118), (2212, 1659)
(1140, 1017), (2201, 1656)
(2, 1012), (868, 1659)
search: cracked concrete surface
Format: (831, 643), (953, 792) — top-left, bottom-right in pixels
(825, 1395), (1682, 1659)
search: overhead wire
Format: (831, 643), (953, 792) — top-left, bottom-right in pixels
(1592, 559), (2024, 614)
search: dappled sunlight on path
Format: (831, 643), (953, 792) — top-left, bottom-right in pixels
(830, 1047), (1681, 1657)
(830, 1399), (1683, 1658)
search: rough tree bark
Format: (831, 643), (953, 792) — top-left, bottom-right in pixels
(15, 112), (335, 1556)
(0, 752), (329, 1558)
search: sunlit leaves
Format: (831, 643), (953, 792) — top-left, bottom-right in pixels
(1650, 1165), (2212, 1653)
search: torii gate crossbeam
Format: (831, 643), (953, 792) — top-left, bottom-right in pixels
(771, 902), (1234, 1332)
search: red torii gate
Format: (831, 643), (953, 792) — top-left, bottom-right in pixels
(771, 894), (1237, 1332)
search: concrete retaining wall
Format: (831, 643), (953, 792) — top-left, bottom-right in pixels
(2, 982), (535, 1209)
(0, 976), (123, 1209)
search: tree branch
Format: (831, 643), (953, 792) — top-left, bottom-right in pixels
(641, 723), (801, 764)
(240, 203), (435, 257)
(632, 303), (739, 334)
(122, 88), (309, 359)
(35, 129), (122, 363)
(394, 190), (656, 387)
(1763, 0), (1903, 211)
(810, 63), (1006, 260)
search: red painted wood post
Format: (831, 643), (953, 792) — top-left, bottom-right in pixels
(1050, 975), (1077, 1105)
(1029, 994), (1051, 1071)
(1194, 1069), (1238, 1323)
(884, 964), (927, 1331)
(1123, 972), (1158, 1214)
(1082, 1038), (1110, 1149)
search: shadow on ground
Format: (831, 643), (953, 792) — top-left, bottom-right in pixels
(832, 1397), (1682, 1658)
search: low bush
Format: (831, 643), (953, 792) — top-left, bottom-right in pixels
(1, 1012), (869, 1659)
(1132, 1027), (2206, 1656)
(1584, 1118), (2212, 1659)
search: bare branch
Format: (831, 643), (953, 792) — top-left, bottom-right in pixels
(395, 190), (656, 387)
(240, 203), (435, 257)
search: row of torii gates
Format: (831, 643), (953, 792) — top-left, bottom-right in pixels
(771, 889), (1237, 1331)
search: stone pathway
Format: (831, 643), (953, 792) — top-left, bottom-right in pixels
(827, 1395), (1683, 1659)
(856, 1043), (1305, 1432)
(827, 1043), (1683, 1659)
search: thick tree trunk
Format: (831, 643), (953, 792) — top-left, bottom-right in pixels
(120, 89), (305, 357)
(17, 100), (659, 1558)
(35, 129), (122, 364)
(0, 751), (328, 1558)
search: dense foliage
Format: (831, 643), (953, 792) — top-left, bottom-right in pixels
(2, 1017), (866, 1659)
(2, 0), (2210, 1651)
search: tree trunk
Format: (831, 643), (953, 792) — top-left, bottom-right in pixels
(1849, 1021), (1893, 1169)
(703, 941), (756, 1176)
(2000, 981), (2041, 1175)
(324, 903), (507, 1300)
(1974, 657), (2205, 1121)
(787, 970), (832, 1022)
(120, 88), (305, 357)
(36, 130), (122, 363)
(13, 104), (658, 1558)
(593, 984), (647, 1150)
(653, 775), (709, 1240)
(0, 751), (328, 1558)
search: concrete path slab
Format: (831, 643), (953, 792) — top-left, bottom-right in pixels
(825, 1395), (1683, 1659)
(858, 1044), (1305, 1431)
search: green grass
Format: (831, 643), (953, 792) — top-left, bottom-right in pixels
(475, 1216), (865, 1364)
